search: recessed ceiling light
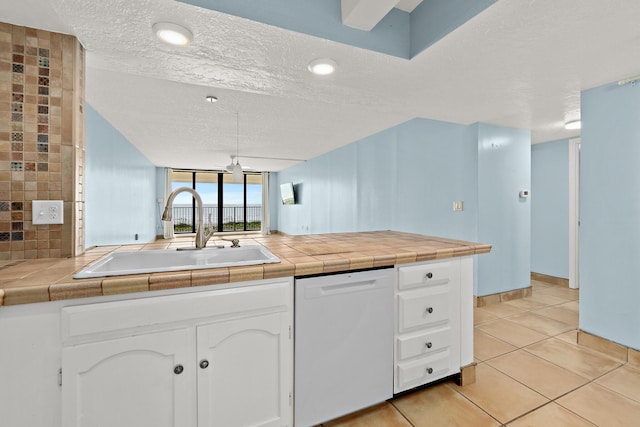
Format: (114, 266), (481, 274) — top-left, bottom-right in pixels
(205, 95), (218, 103)
(308, 58), (337, 76)
(152, 22), (193, 46)
(565, 120), (581, 130)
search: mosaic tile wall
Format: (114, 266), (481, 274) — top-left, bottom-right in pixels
(0, 23), (85, 260)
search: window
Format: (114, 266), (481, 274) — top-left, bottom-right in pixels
(170, 170), (262, 234)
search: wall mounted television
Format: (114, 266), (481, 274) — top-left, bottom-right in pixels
(280, 182), (295, 205)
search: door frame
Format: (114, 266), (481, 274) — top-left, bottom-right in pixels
(568, 138), (580, 289)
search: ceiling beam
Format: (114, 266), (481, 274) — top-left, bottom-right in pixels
(341, 0), (400, 31)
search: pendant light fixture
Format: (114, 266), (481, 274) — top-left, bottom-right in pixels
(232, 112), (244, 183)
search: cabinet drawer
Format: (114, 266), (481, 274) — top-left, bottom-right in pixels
(397, 327), (451, 361)
(398, 287), (450, 332)
(398, 261), (453, 290)
(396, 349), (455, 392)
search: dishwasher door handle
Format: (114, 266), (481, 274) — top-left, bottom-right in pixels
(299, 269), (395, 299)
(303, 279), (384, 298)
(321, 280), (375, 294)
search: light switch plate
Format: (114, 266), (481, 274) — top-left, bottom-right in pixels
(32, 200), (64, 225)
(453, 201), (463, 212)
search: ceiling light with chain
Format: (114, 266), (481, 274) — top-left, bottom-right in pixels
(232, 112), (244, 183)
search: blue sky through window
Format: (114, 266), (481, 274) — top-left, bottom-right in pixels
(171, 182), (262, 206)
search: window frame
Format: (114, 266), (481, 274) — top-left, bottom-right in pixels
(171, 170), (262, 234)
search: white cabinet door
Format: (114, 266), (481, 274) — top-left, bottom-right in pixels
(196, 312), (291, 427)
(62, 328), (197, 427)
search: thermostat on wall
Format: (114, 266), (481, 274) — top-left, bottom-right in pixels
(32, 200), (64, 225)
(519, 190), (530, 198)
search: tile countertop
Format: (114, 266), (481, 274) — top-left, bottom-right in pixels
(0, 231), (491, 307)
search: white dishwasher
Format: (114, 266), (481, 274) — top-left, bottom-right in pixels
(294, 268), (395, 427)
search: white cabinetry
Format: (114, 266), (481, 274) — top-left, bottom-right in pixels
(61, 329), (197, 427)
(394, 259), (462, 393)
(197, 312), (290, 427)
(61, 279), (292, 427)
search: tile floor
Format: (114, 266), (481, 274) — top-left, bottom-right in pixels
(318, 280), (640, 426)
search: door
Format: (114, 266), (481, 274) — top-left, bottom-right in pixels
(62, 328), (197, 427)
(196, 312), (291, 427)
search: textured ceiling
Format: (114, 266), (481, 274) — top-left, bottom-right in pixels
(2, 0), (640, 171)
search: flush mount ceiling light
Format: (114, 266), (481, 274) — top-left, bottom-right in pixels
(205, 95), (218, 103)
(308, 58), (337, 76)
(565, 120), (581, 130)
(152, 22), (193, 46)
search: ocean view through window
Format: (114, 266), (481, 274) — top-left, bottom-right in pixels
(171, 170), (262, 233)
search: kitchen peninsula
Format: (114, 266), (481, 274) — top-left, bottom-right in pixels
(0, 231), (490, 427)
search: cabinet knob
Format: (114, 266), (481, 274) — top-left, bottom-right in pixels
(426, 307), (434, 314)
(426, 367), (433, 375)
(174, 364), (184, 375)
(425, 272), (433, 279)
(426, 342), (433, 349)
(199, 359), (210, 369)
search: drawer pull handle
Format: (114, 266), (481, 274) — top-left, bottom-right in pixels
(174, 364), (184, 375)
(199, 359), (210, 369)
(426, 342), (433, 349)
(425, 272), (433, 279)
(426, 367), (434, 375)
(426, 307), (434, 314)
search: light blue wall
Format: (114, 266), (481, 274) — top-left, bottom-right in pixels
(410, 0), (495, 58)
(393, 119), (478, 240)
(580, 81), (640, 350)
(531, 139), (569, 278)
(85, 104), (157, 247)
(476, 124), (531, 295)
(276, 118), (478, 238)
(274, 118), (531, 297)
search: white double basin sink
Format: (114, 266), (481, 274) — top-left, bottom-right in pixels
(74, 245), (281, 279)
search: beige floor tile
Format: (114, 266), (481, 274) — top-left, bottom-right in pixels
(456, 364), (549, 424)
(596, 365), (640, 403)
(474, 307), (499, 325)
(558, 383), (640, 427)
(478, 302), (526, 318)
(474, 329), (518, 361)
(531, 280), (552, 289)
(535, 286), (579, 301)
(503, 297), (547, 311)
(392, 382), (500, 427)
(556, 330), (579, 345)
(486, 350), (589, 399)
(477, 319), (548, 348)
(321, 402), (411, 427)
(507, 402), (596, 427)
(525, 338), (622, 379)
(533, 303), (579, 327)
(527, 290), (573, 306)
(562, 300), (580, 311)
(505, 311), (575, 337)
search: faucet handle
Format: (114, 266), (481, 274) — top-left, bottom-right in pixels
(222, 238), (240, 248)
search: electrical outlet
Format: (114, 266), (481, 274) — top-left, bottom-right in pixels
(32, 200), (64, 225)
(453, 201), (463, 212)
